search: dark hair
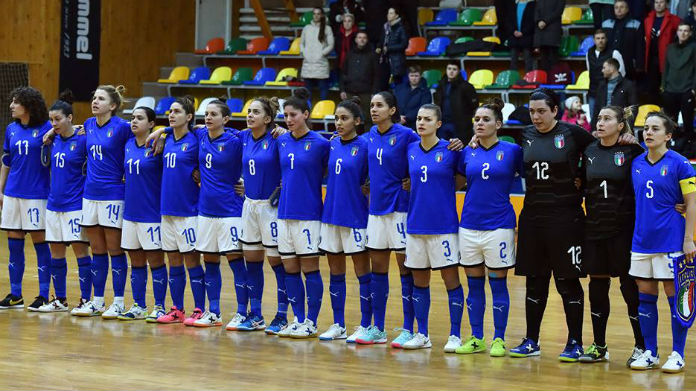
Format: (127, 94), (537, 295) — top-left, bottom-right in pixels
(419, 103), (442, 122)
(604, 57), (621, 70)
(645, 111), (677, 134)
(284, 87), (311, 113)
(9, 87), (49, 127)
(253, 96), (280, 130)
(678, 21), (693, 30)
(389, 7), (400, 17)
(356, 30), (368, 39)
(49, 89), (74, 117)
(446, 61), (460, 69)
(314, 7), (328, 44)
(207, 98), (231, 117)
(95, 84), (126, 116)
(173, 95), (195, 130)
(529, 88), (560, 111)
(594, 28), (607, 36)
(407, 65), (422, 74)
(599, 105), (634, 135)
(336, 96), (364, 123)
(373, 91), (400, 123)
(615, 0), (629, 4)
(133, 106), (156, 124)
(477, 97), (505, 122)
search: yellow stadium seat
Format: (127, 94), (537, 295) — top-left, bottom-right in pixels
(418, 8), (434, 25)
(158, 66), (189, 84)
(199, 66), (233, 85)
(279, 38), (301, 55)
(634, 104), (661, 127)
(266, 68), (299, 86)
(473, 8), (496, 26)
(467, 36), (500, 56)
(566, 70), (589, 90)
(562, 6), (583, 25)
(310, 100), (336, 120)
(232, 99), (253, 117)
(154, 126), (166, 132)
(468, 69), (494, 89)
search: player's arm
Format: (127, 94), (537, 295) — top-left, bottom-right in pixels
(0, 163), (8, 210)
(455, 173), (466, 191)
(680, 176), (696, 261)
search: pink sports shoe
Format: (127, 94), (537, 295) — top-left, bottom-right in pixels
(156, 306), (185, 324)
(183, 308), (204, 327)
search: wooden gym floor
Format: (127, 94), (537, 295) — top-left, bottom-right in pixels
(0, 234), (693, 391)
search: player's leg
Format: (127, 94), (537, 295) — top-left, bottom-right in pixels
(320, 253), (347, 340)
(70, 242), (92, 313)
(119, 249), (148, 321)
(146, 250), (167, 323)
(441, 266), (464, 353)
(629, 277), (660, 370)
(394, 213), (414, 341)
(27, 229), (50, 311)
(289, 255), (321, 339)
(80, 226), (108, 315)
(157, 251), (186, 324)
(347, 251), (372, 343)
(365, 214), (393, 343)
(102, 226), (127, 319)
(509, 274), (549, 357)
(183, 250), (204, 325)
(661, 266), (687, 373)
(555, 275), (585, 362)
(488, 269), (509, 357)
(458, 265), (486, 354)
(40, 242), (69, 312)
(0, 196), (27, 309)
(194, 252), (223, 328)
(277, 219), (304, 337)
(619, 273), (645, 366)
(402, 268), (432, 350)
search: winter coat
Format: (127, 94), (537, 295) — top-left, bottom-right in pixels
(393, 78), (432, 130)
(663, 41), (696, 93)
(644, 10), (680, 73)
(301, 21), (335, 79)
(562, 110), (591, 132)
(329, 0), (365, 34)
(495, 0), (517, 42)
(508, 1), (536, 49)
(363, 0), (388, 46)
(336, 24), (358, 69)
(534, 0), (565, 48)
(602, 16), (645, 77)
(592, 75), (638, 127)
(379, 19), (408, 77)
(340, 44), (379, 94)
(434, 74), (478, 142)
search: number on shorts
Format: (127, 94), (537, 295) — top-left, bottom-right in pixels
(335, 158), (342, 175)
(499, 241), (507, 259)
(353, 228), (362, 243)
(230, 226), (239, 243)
(90, 144), (103, 160)
(567, 245), (582, 265)
(181, 227), (196, 245)
(54, 152), (65, 168)
(396, 222), (405, 239)
(302, 228), (311, 245)
(270, 222), (278, 238)
(248, 159), (256, 175)
(15, 140), (28, 155)
(26, 208), (39, 224)
(442, 240), (452, 258)
(205, 153), (212, 169)
(164, 152), (176, 168)
(69, 218), (81, 234)
(106, 204), (120, 222)
(481, 163), (490, 180)
(147, 226), (161, 243)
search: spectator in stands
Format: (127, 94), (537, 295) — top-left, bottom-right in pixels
(363, 0), (388, 49)
(683, 0), (696, 32)
(534, 0), (565, 73)
(336, 13), (359, 70)
(592, 58), (638, 128)
(393, 65), (432, 131)
(301, 7), (335, 101)
(671, 0), (691, 18)
(586, 29), (626, 118)
(663, 22), (696, 140)
(340, 30), (378, 129)
(627, 0), (647, 20)
(389, 0), (419, 37)
(603, 0), (645, 80)
(329, 0), (365, 37)
(377, 7), (408, 90)
(495, 0), (517, 44)
(644, 0), (680, 103)
(590, 0), (616, 29)
(434, 61), (478, 141)
(509, 0), (536, 73)
(562, 96), (591, 132)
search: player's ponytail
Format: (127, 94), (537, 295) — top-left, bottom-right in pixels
(600, 105), (634, 135)
(49, 89), (75, 117)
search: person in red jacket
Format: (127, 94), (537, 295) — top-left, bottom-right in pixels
(644, 0), (681, 103)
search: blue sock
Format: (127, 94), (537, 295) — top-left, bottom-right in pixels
(204, 262), (221, 315)
(447, 284), (464, 338)
(187, 265), (206, 311)
(7, 238), (25, 297)
(489, 276), (510, 340)
(130, 266), (147, 307)
(412, 285), (431, 336)
(358, 273), (373, 328)
(76, 256), (92, 300)
(50, 258), (67, 298)
(401, 273), (415, 332)
(110, 253), (128, 297)
(638, 293), (659, 354)
(150, 265), (168, 308)
(272, 264), (288, 317)
(285, 272), (305, 322)
(91, 253), (109, 297)
(329, 273), (346, 327)
(305, 270), (324, 324)
(228, 258), (248, 315)
(169, 265), (186, 309)
(667, 295), (688, 357)
(246, 261), (264, 317)
(34, 242), (51, 298)
(371, 272), (389, 331)
(466, 276), (486, 339)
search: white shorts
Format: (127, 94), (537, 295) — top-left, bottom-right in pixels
(45, 209), (88, 243)
(196, 215), (243, 254)
(121, 219), (162, 251)
(240, 198), (279, 248)
(161, 215), (197, 253)
(0, 196), (47, 231)
(366, 212), (407, 251)
(459, 228), (516, 270)
(405, 233), (460, 270)
(629, 252), (682, 280)
(319, 223), (367, 255)
(81, 199), (124, 229)
(277, 219), (321, 259)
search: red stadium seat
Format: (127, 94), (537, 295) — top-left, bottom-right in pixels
(237, 38), (270, 55)
(194, 37), (225, 54)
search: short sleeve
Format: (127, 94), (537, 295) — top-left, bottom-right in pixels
(513, 144), (524, 177)
(457, 149), (467, 176)
(677, 158), (696, 181)
(119, 121), (133, 141)
(39, 121), (52, 138)
(630, 144), (645, 160)
(407, 130), (420, 144)
(320, 138), (330, 168)
(3, 126), (11, 154)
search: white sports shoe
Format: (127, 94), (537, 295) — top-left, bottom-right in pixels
(662, 351), (686, 373)
(145, 305), (166, 323)
(118, 304), (148, 320)
(70, 298), (89, 316)
(319, 323), (347, 341)
(443, 335), (462, 353)
(72, 300), (105, 317)
(225, 312), (247, 331)
(101, 302), (125, 320)
(278, 317), (300, 338)
(630, 349), (660, 370)
(290, 318), (318, 339)
(38, 297), (68, 313)
(346, 325), (369, 343)
(193, 311), (223, 327)
(626, 346), (645, 367)
(402, 332), (432, 350)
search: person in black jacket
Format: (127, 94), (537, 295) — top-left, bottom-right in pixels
(340, 31), (379, 130)
(586, 29), (626, 118)
(363, 0), (388, 50)
(393, 65), (432, 130)
(592, 58), (638, 128)
(534, 0), (565, 73)
(329, 0), (365, 37)
(495, 0), (517, 44)
(434, 61), (478, 141)
(602, 0), (646, 80)
(509, 0), (536, 72)
(377, 7), (408, 90)
(663, 22), (696, 140)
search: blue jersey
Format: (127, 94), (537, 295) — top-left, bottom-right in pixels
(161, 130), (199, 217)
(197, 128), (244, 217)
(407, 140), (460, 234)
(123, 138), (162, 223)
(322, 136), (369, 229)
(632, 150), (696, 253)
(277, 131), (329, 220)
(458, 142), (523, 230)
(2, 121), (52, 199)
(366, 124), (419, 215)
(47, 132), (86, 212)
(83, 116), (132, 200)
(239, 129), (281, 200)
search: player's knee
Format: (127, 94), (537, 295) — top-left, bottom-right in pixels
(555, 277), (583, 297)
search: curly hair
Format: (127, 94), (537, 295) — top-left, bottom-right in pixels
(10, 87), (49, 128)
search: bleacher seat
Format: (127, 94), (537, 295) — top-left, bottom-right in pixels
(576, 8), (594, 24)
(290, 11), (312, 27)
(154, 97), (176, 115)
(310, 100), (336, 120)
(179, 66), (211, 84)
(450, 8), (482, 26)
(500, 135), (516, 143)
(467, 36), (501, 56)
(417, 37), (450, 56)
(237, 37), (270, 55)
(221, 67), (254, 85)
(571, 36), (594, 57)
(153, 125), (166, 132)
(541, 71), (575, 89)
(244, 68), (277, 86)
(473, 8), (496, 26)
(634, 104), (661, 127)
(405, 37), (427, 56)
(566, 70), (589, 90)
(487, 70), (520, 89)
(200, 66), (233, 85)
(422, 69), (442, 88)
(559, 35), (580, 57)
(195, 37), (225, 54)
(258, 37), (291, 55)
(468, 69), (494, 89)
(425, 9), (457, 26)
(280, 38), (301, 55)
(266, 67), (298, 86)
(123, 96), (155, 115)
(226, 98), (244, 114)
(195, 97), (218, 116)
(218, 38), (247, 54)
(157, 66), (189, 84)
(502, 103), (515, 123)
(512, 70), (547, 89)
(562, 7), (583, 24)
(232, 99), (253, 117)
(455, 37), (474, 44)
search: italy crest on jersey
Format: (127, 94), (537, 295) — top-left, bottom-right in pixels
(389, 135), (397, 146)
(672, 253), (696, 328)
(304, 141), (311, 151)
(181, 143), (189, 151)
(614, 151), (625, 166)
(32, 129), (39, 138)
(554, 134), (565, 149)
(70, 142), (77, 151)
(435, 152), (443, 162)
(351, 146), (359, 156)
(107, 130), (114, 137)
(217, 144), (224, 152)
(262, 140), (269, 150)
(496, 150), (504, 161)
(661, 165), (669, 176)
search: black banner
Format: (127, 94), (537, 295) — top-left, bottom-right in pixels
(59, 0), (101, 101)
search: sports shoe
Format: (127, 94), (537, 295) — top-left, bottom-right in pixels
(559, 339), (584, 362)
(278, 317), (300, 338)
(355, 325), (388, 345)
(265, 315), (288, 335)
(237, 314), (267, 331)
(118, 304), (148, 321)
(71, 300), (105, 317)
(510, 338), (541, 358)
(289, 318), (318, 339)
(70, 298), (89, 315)
(101, 302), (125, 319)
(661, 351), (685, 373)
(443, 335), (462, 353)
(390, 329), (414, 348)
(319, 323), (347, 341)
(455, 335), (486, 354)
(402, 332), (432, 350)
(145, 305), (166, 323)
(157, 306), (185, 324)
(27, 296), (48, 312)
(225, 312), (247, 331)
(579, 343), (609, 363)
(193, 311), (222, 327)
(0, 293), (23, 309)
(630, 349), (660, 370)
(183, 308), (204, 326)
(490, 337), (506, 357)
(37, 296), (68, 313)
(626, 346), (645, 368)
(346, 325), (369, 343)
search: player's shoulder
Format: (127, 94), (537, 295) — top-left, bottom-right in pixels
(112, 116), (130, 129)
(499, 140), (522, 153)
(631, 150), (648, 167)
(665, 149), (692, 167)
(83, 117), (97, 128)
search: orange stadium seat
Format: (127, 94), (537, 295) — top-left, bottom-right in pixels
(237, 37), (270, 55)
(195, 37), (225, 54)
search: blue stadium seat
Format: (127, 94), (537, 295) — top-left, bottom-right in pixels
(226, 98), (244, 114)
(417, 37), (451, 57)
(425, 9), (457, 26)
(179, 66), (211, 84)
(258, 37), (291, 55)
(570, 36), (593, 57)
(154, 97), (176, 115)
(243, 68), (277, 86)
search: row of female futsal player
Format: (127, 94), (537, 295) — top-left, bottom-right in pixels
(2, 85), (695, 373)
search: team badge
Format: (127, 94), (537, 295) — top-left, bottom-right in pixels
(107, 130), (113, 137)
(351, 146), (359, 156)
(304, 141), (311, 151)
(554, 134), (565, 149)
(217, 144), (224, 152)
(496, 151), (504, 161)
(181, 143), (189, 151)
(435, 152), (443, 162)
(614, 151), (625, 166)
(661, 165), (669, 176)
(671, 253), (696, 328)
(262, 140), (269, 150)
(70, 142), (77, 151)
(389, 135), (397, 146)
(32, 129), (39, 138)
